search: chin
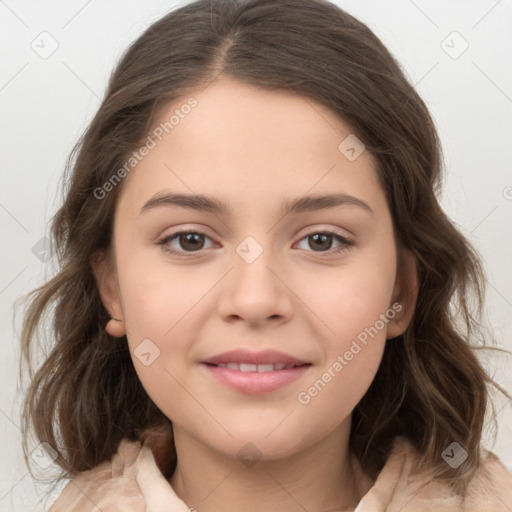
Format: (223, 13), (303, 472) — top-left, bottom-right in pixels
(211, 423), (318, 461)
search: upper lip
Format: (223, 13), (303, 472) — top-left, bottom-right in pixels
(201, 349), (309, 366)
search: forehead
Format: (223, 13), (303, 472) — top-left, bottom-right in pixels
(116, 76), (388, 220)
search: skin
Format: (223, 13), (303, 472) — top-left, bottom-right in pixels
(96, 76), (418, 512)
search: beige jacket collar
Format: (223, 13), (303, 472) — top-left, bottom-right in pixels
(49, 435), (512, 511)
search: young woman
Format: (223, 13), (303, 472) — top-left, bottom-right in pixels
(20, 0), (512, 510)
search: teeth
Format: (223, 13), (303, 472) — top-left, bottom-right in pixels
(239, 363), (257, 372)
(215, 363), (297, 372)
(257, 364), (274, 372)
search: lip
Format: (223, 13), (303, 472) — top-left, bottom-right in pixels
(200, 349), (312, 395)
(201, 348), (308, 366)
(201, 363), (311, 394)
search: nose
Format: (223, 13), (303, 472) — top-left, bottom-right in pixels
(216, 241), (294, 327)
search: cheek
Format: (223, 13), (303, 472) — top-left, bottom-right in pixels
(294, 256), (395, 406)
(329, 278), (394, 353)
(115, 253), (213, 408)
(118, 249), (209, 341)
(295, 271), (394, 423)
(301, 257), (396, 352)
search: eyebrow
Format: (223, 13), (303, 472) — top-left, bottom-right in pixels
(140, 191), (374, 217)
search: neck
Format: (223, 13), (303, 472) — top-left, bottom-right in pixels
(169, 420), (374, 512)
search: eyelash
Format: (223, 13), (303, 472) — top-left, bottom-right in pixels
(157, 229), (354, 258)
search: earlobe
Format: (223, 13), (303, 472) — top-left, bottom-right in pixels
(386, 249), (419, 340)
(91, 250), (125, 336)
(105, 318), (126, 338)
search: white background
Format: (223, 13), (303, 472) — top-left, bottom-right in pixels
(1, 0), (511, 510)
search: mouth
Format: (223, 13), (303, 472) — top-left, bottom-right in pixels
(206, 363), (310, 373)
(204, 362), (311, 372)
(200, 349), (312, 394)
(201, 348), (310, 367)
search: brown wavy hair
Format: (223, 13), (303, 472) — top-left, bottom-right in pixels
(19, 0), (510, 499)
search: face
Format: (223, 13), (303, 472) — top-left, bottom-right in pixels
(97, 76), (416, 461)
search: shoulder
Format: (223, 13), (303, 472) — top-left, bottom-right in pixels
(464, 450), (512, 510)
(356, 437), (512, 512)
(48, 431), (189, 512)
(49, 438), (146, 512)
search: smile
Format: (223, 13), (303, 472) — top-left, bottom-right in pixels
(211, 362), (303, 372)
(201, 362), (311, 394)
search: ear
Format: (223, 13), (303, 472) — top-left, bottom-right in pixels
(386, 248), (419, 340)
(91, 250), (125, 337)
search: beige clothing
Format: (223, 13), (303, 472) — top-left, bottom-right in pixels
(49, 434), (512, 511)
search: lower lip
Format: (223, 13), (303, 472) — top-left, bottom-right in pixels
(201, 363), (311, 394)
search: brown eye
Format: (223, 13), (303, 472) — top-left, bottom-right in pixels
(295, 231), (353, 255)
(177, 232), (205, 251)
(308, 233), (334, 251)
(159, 231), (215, 256)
